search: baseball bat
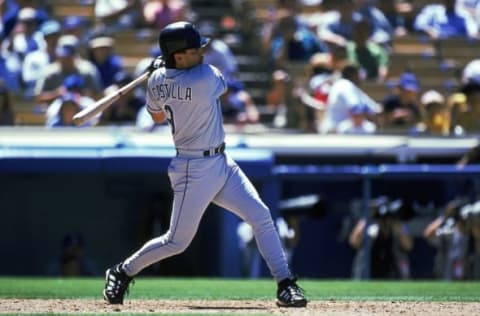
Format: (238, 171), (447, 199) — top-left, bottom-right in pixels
(73, 71), (150, 126)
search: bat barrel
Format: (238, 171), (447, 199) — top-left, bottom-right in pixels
(72, 71), (150, 126)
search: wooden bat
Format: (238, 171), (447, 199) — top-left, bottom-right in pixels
(73, 71), (150, 126)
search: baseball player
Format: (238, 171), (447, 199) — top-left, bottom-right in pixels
(102, 21), (307, 308)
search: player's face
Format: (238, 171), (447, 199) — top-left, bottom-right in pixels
(175, 48), (204, 69)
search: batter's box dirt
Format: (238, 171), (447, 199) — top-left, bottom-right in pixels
(0, 299), (479, 315)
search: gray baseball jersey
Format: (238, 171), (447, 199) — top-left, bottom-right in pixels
(122, 63), (292, 282)
(146, 64), (226, 151)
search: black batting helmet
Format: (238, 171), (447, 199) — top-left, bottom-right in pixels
(158, 21), (210, 59)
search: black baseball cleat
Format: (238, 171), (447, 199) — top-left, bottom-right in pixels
(276, 277), (307, 308)
(103, 263), (133, 304)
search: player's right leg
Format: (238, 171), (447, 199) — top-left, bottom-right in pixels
(213, 155), (307, 308)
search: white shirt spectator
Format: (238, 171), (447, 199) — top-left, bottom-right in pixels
(321, 78), (380, 133)
(462, 58), (480, 84)
(413, 4), (478, 39)
(94, 0), (140, 31)
(95, 0), (130, 18)
(22, 50), (50, 96)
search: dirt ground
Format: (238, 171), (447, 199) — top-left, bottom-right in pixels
(1, 299), (480, 315)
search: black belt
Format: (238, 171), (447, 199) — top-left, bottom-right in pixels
(203, 142), (225, 157)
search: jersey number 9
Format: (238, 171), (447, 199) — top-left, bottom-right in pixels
(164, 105), (175, 134)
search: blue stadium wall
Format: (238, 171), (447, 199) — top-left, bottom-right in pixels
(1, 131), (478, 278)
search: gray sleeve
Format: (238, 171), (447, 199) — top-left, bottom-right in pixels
(146, 74), (164, 113)
(210, 65), (227, 98)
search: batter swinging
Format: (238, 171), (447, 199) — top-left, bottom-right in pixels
(103, 21), (307, 308)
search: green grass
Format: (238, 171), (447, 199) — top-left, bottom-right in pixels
(0, 277), (479, 302)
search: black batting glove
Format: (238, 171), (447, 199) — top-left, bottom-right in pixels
(148, 56), (164, 73)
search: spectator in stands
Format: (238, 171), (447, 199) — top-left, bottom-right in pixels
(257, 0), (300, 56)
(410, 90), (450, 136)
(0, 6), (42, 92)
(199, 20), (239, 83)
(0, 32), (22, 92)
(0, 0), (20, 42)
(413, 0), (478, 39)
(6, 7), (44, 60)
(462, 58), (480, 86)
(34, 34), (103, 105)
(459, 59), (480, 133)
(86, 33), (123, 89)
(268, 15), (329, 69)
(14, 0), (49, 25)
(220, 79), (259, 126)
(266, 68), (312, 131)
(295, 52), (334, 132)
(455, 0), (480, 28)
(317, 0), (392, 49)
(381, 72), (423, 133)
(45, 74), (97, 127)
(320, 63), (381, 134)
(47, 93), (82, 127)
(63, 16), (90, 47)
(303, 52), (334, 107)
(94, 0), (144, 32)
(337, 103), (377, 134)
(0, 82), (14, 125)
(447, 92), (469, 135)
(376, 0), (413, 37)
(47, 232), (100, 276)
(99, 70), (145, 125)
(316, 0), (359, 48)
(22, 19), (61, 99)
(266, 69), (292, 128)
(346, 19), (389, 82)
(349, 196), (413, 279)
(423, 197), (471, 279)
(296, 0), (325, 30)
(354, 0), (394, 45)
(329, 44), (350, 75)
(142, 0), (190, 30)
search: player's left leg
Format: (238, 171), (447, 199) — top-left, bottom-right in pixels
(213, 154), (307, 307)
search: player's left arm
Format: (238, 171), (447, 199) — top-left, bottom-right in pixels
(148, 108), (167, 124)
(145, 72), (167, 124)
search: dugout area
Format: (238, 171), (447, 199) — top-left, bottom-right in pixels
(0, 128), (479, 279)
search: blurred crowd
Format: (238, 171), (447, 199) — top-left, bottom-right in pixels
(236, 189), (480, 280)
(258, 0), (480, 135)
(0, 0), (479, 134)
(348, 193), (480, 280)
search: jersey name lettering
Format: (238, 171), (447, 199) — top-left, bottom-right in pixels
(151, 83), (192, 101)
